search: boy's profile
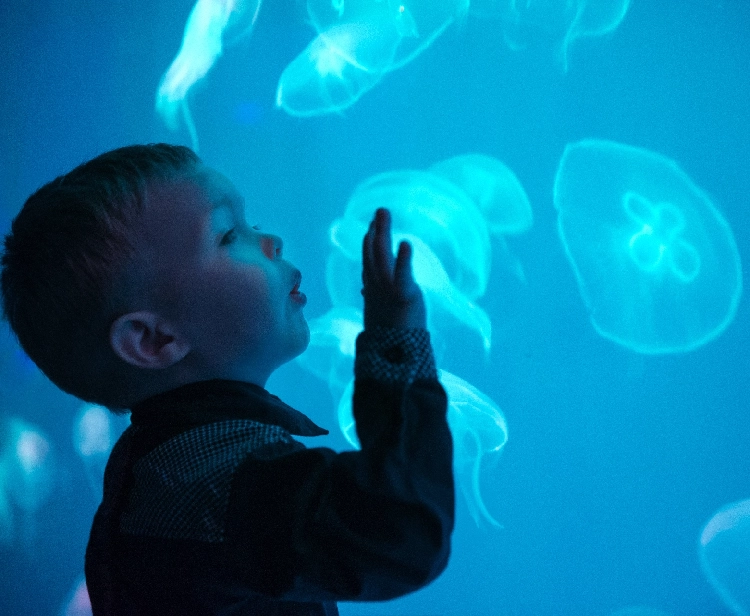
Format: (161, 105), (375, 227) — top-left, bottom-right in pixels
(1, 144), (454, 615)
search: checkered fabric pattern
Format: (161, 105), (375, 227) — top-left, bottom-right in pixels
(120, 420), (293, 542)
(355, 327), (437, 385)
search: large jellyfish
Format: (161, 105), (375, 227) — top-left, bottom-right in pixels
(554, 139), (742, 354)
(329, 170), (495, 351)
(277, 0), (468, 116)
(156, 0), (262, 149)
(500, 0), (631, 71)
(430, 153), (533, 282)
(699, 499), (750, 616)
(337, 369), (507, 527)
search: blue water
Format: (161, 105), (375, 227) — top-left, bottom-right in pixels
(0, 1), (748, 614)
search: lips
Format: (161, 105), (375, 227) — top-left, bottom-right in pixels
(289, 270), (306, 306)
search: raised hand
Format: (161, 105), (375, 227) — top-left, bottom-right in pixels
(361, 208), (427, 330)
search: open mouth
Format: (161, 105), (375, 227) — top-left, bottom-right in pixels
(289, 270), (306, 305)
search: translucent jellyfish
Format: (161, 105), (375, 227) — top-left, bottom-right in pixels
(72, 404), (125, 500)
(337, 369), (507, 528)
(554, 139), (742, 354)
(275, 23), (394, 118)
(0, 418), (54, 547)
(330, 205), (492, 352)
(431, 153), (533, 281)
(699, 499), (750, 616)
(295, 305), (362, 394)
(277, 0), (468, 116)
(156, 0), (262, 149)
(500, 0), (631, 71)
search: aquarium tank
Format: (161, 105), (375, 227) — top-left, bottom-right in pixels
(0, 0), (748, 614)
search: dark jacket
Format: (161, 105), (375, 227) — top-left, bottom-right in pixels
(85, 328), (454, 615)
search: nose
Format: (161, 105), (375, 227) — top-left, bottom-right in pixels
(260, 233), (283, 260)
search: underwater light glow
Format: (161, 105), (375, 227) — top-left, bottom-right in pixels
(554, 139), (742, 354)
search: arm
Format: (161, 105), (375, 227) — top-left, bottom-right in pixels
(225, 210), (454, 602)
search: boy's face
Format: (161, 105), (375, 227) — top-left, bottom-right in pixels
(142, 165), (310, 385)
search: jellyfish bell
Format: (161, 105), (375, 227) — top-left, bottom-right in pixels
(554, 139), (743, 354)
(558, 0), (631, 71)
(430, 154), (533, 236)
(699, 499), (750, 616)
(275, 22), (395, 117)
(344, 169), (492, 300)
(337, 369), (507, 528)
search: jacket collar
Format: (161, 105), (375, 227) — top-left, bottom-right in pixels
(129, 379), (329, 437)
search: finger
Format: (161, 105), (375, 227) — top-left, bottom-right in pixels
(373, 208), (394, 284)
(393, 240), (415, 290)
(362, 220), (374, 288)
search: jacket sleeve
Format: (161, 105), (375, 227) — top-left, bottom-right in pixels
(224, 327), (454, 603)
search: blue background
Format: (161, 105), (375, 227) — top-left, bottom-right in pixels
(0, 1), (748, 614)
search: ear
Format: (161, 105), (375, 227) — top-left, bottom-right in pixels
(109, 311), (191, 369)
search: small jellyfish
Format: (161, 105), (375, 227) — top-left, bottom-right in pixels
(0, 418), (54, 547)
(699, 499), (750, 616)
(430, 153), (533, 281)
(337, 369), (507, 528)
(156, 0), (262, 149)
(500, 0), (630, 71)
(72, 404), (126, 500)
(554, 139), (742, 354)
(295, 305), (362, 394)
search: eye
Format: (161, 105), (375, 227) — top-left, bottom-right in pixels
(251, 224), (261, 231)
(219, 227), (238, 246)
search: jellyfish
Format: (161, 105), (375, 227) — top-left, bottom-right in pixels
(295, 305), (362, 394)
(699, 499), (750, 616)
(337, 369), (507, 528)
(330, 209), (492, 352)
(500, 0), (630, 71)
(156, 0), (262, 149)
(430, 153), (533, 282)
(72, 404), (126, 500)
(0, 418), (54, 547)
(554, 139), (742, 354)
(278, 0), (468, 116)
(275, 22), (395, 117)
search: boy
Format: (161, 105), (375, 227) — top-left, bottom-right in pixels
(1, 144), (454, 615)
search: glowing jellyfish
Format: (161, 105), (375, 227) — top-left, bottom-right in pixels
(295, 305), (362, 393)
(0, 418), (54, 547)
(156, 0), (262, 149)
(330, 208), (492, 352)
(73, 404), (126, 500)
(699, 499), (750, 616)
(501, 0), (631, 71)
(277, 0), (468, 116)
(337, 369), (507, 528)
(554, 139), (742, 354)
(431, 153), (533, 281)
(276, 23), (394, 117)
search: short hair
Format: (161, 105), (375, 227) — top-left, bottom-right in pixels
(1, 144), (201, 407)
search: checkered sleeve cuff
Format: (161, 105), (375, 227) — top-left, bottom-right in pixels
(355, 327), (438, 385)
